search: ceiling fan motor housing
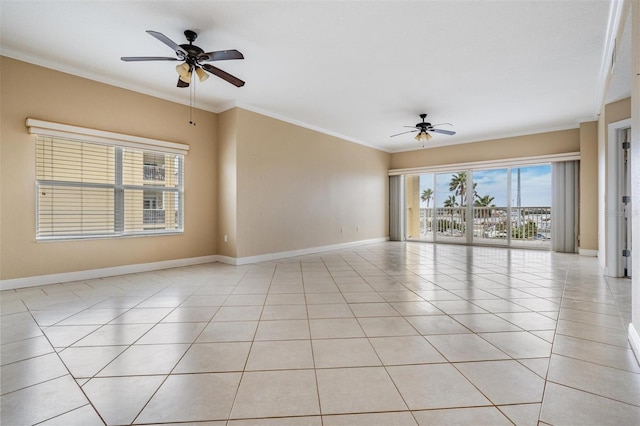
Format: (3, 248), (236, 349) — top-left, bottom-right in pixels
(180, 30), (204, 66)
(417, 113), (433, 130)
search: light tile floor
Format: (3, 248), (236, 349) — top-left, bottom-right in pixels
(1, 242), (639, 425)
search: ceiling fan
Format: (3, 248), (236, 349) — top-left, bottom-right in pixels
(391, 114), (456, 143)
(121, 30), (245, 88)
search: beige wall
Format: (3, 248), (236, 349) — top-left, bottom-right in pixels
(579, 121), (598, 251)
(598, 102), (608, 264)
(604, 98), (633, 126)
(217, 108), (239, 258)
(0, 57), (218, 280)
(231, 108), (390, 258)
(391, 129), (580, 170)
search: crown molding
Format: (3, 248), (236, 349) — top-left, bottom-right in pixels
(593, 0), (629, 116)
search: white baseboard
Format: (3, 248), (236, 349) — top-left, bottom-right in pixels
(599, 253), (606, 273)
(216, 237), (390, 266)
(0, 255), (218, 291)
(629, 323), (640, 366)
(579, 248), (598, 257)
(0, 237), (390, 291)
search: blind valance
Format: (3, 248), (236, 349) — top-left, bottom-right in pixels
(26, 118), (189, 155)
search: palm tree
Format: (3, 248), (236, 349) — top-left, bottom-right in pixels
(421, 188), (433, 208)
(449, 172), (466, 207)
(449, 172), (477, 207)
(443, 195), (457, 208)
(474, 194), (495, 208)
(421, 188), (434, 234)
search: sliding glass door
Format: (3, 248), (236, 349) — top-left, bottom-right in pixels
(511, 165), (552, 249)
(406, 171), (469, 243)
(405, 174), (434, 241)
(404, 164), (552, 249)
(434, 172), (467, 243)
(472, 168), (509, 246)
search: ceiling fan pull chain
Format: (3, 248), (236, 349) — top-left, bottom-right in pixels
(189, 76), (196, 126)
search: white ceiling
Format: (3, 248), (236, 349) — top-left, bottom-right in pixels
(0, 1), (628, 152)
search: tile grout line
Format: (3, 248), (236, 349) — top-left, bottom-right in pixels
(223, 263), (277, 422)
(128, 269), (245, 424)
(2, 243), (637, 424)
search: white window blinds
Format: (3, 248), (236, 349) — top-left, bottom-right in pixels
(389, 175), (405, 241)
(30, 120), (187, 240)
(551, 160), (579, 253)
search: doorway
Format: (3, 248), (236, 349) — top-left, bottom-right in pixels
(606, 119), (632, 277)
(622, 127), (632, 277)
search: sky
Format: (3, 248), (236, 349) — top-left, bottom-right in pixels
(418, 164), (551, 207)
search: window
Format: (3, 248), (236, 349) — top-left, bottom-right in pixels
(403, 164), (552, 249)
(29, 119), (187, 240)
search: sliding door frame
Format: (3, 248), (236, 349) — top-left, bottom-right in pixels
(394, 153), (578, 248)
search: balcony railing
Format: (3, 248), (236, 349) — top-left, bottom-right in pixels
(143, 164), (165, 181)
(417, 206), (551, 247)
(143, 209), (165, 224)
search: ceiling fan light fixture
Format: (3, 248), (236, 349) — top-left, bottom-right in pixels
(415, 131), (432, 142)
(176, 62), (191, 81)
(178, 73), (191, 84)
(195, 66), (209, 82)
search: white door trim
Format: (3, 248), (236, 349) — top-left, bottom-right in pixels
(606, 118), (632, 277)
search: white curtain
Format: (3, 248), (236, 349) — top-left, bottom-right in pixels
(389, 175), (404, 241)
(552, 161), (579, 252)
